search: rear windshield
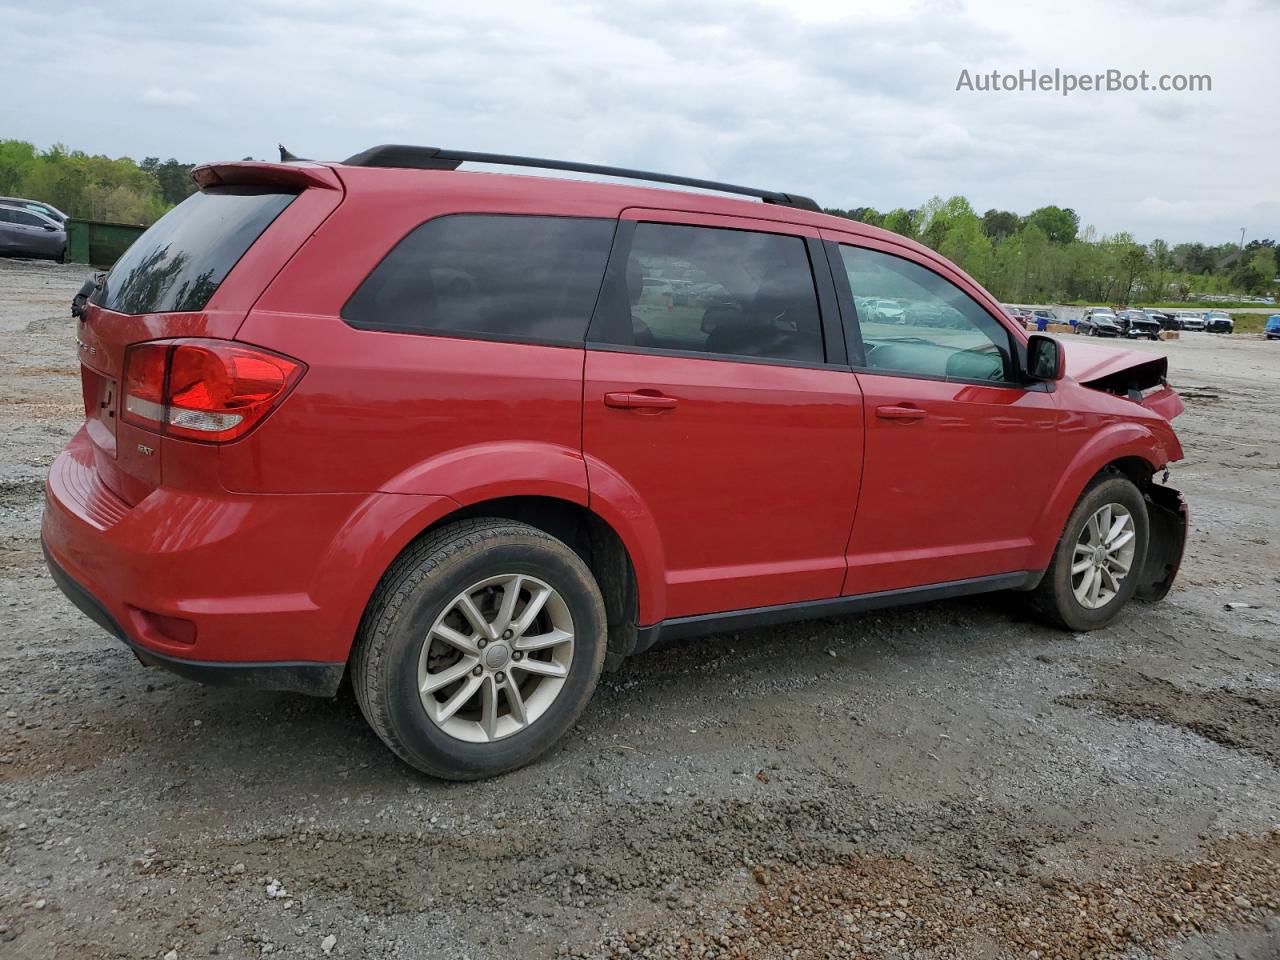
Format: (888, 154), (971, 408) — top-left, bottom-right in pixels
(98, 187), (296, 315)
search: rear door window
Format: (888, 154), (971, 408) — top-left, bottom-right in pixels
(342, 214), (616, 345)
(98, 187), (297, 315)
(590, 222), (825, 363)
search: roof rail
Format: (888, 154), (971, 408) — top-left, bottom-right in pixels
(340, 144), (821, 212)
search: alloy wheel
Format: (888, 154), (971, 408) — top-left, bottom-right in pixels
(417, 574), (575, 743)
(1071, 503), (1137, 609)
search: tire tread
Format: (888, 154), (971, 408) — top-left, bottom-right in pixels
(351, 518), (603, 779)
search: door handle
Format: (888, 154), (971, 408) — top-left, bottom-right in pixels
(604, 391), (679, 411)
(875, 404), (927, 421)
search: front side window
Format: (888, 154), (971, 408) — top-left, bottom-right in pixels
(342, 214), (615, 344)
(592, 222), (824, 364)
(839, 245), (1014, 382)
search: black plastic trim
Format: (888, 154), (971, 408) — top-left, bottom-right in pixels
(341, 144), (821, 211)
(822, 239), (866, 367)
(806, 236), (847, 366)
(632, 571), (1040, 654)
(42, 540), (344, 698)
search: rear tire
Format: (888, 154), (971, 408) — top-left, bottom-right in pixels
(351, 519), (607, 780)
(1031, 474), (1149, 631)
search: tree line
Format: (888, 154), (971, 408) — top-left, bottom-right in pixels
(2, 140), (1273, 304)
(0, 140), (197, 226)
(825, 199), (1276, 305)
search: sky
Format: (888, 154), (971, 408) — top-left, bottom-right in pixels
(2, 0), (1276, 244)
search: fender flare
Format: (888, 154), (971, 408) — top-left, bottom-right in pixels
(1027, 421), (1170, 570)
(582, 454), (667, 626)
(312, 442), (669, 658)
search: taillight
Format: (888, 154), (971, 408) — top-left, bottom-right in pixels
(121, 339), (304, 443)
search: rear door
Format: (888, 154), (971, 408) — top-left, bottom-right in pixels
(824, 232), (1063, 594)
(583, 210), (863, 621)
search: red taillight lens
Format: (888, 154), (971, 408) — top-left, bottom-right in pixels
(121, 339), (304, 443)
(122, 342), (169, 428)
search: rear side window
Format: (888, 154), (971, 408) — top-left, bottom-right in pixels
(342, 215), (615, 344)
(99, 187), (296, 315)
(590, 222), (824, 364)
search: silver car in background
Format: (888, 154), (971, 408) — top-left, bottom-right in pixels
(0, 205), (66, 260)
(0, 196), (69, 224)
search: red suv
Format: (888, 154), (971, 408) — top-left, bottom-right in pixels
(43, 146), (1188, 779)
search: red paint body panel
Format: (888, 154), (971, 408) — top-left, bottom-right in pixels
(41, 159), (1188, 682)
(583, 349), (863, 618)
(845, 374), (1062, 594)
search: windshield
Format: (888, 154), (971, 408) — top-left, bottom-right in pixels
(98, 187), (296, 315)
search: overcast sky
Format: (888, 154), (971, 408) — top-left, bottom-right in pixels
(2, 0), (1275, 244)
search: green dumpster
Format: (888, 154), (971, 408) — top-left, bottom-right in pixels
(65, 219), (147, 268)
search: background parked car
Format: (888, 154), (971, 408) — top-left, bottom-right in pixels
(1178, 312), (1206, 332)
(1117, 309), (1162, 340)
(1077, 307), (1121, 337)
(0, 205), (66, 260)
(0, 196), (69, 224)
(1203, 310), (1234, 334)
(1140, 308), (1179, 331)
(1266, 315), (1280, 340)
(1004, 304), (1032, 325)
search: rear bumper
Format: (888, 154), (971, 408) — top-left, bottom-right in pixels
(42, 540), (343, 696)
(40, 427), (449, 695)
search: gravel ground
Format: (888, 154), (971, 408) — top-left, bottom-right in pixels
(1, 257), (1278, 960)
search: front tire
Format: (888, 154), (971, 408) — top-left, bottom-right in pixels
(352, 519), (607, 780)
(1031, 475), (1149, 631)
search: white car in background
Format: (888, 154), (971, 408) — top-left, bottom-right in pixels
(1178, 312), (1206, 331)
(1203, 310), (1234, 334)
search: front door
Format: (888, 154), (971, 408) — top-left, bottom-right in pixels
(823, 233), (1064, 595)
(583, 211), (863, 620)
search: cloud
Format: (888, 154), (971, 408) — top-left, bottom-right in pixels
(0, 0), (1275, 243)
(140, 86), (199, 107)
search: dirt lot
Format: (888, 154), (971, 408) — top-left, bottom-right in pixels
(1, 257), (1278, 960)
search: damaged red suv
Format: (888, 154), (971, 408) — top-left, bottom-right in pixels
(44, 145), (1187, 779)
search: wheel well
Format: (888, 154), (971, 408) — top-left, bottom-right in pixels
(1097, 456), (1158, 491)
(422, 497), (640, 670)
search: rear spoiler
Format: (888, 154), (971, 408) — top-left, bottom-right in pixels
(190, 162), (342, 191)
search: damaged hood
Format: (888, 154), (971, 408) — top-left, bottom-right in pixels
(1061, 340), (1184, 420)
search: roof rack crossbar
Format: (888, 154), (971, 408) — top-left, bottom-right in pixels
(340, 144), (820, 212)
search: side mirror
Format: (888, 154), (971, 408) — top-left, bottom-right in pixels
(42, 223), (57, 231)
(1026, 334), (1064, 381)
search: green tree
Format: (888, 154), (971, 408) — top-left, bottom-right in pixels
(980, 209), (1019, 241)
(1023, 205), (1079, 245)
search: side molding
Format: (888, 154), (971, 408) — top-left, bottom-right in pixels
(633, 570), (1038, 653)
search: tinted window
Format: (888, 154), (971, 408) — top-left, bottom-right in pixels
(840, 245), (1013, 382)
(342, 215), (615, 343)
(592, 222), (824, 363)
(11, 210), (45, 227)
(99, 187), (296, 315)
